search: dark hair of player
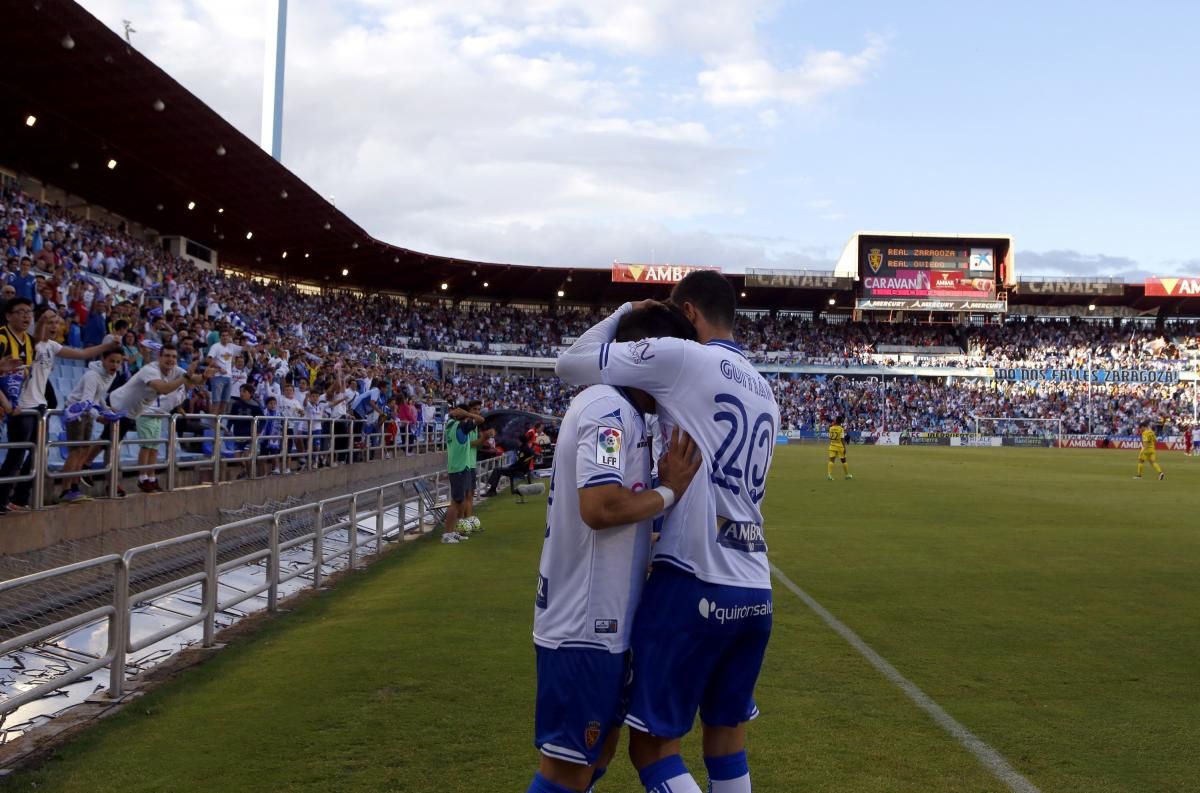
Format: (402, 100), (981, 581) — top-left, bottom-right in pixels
(615, 302), (698, 344)
(835, 415), (846, 425)
(669, 270), (737, 330)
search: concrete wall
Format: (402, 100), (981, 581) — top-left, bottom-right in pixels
(0, 452), (446, 557)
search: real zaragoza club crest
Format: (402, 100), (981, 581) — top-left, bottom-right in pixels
(868, 248), (884, 273)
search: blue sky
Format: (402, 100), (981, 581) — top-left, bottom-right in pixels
(78, 0), (1200, 278)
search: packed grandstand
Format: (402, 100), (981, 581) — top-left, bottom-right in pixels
(2, 181), (1198, 492)
(1, 0), (1198, 517)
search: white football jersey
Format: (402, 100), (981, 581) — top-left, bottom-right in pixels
(533, 385), (654, 653)
(556, 304), (780, 589)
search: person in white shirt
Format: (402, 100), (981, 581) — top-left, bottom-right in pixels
(0, 308), (118, 511)
(528, 304), (701, 793)
(324, 377), (352, 465)
(59, 348), (126, 503)
(555, 272), (780, 793)
(205, 327), (252, 415)
(256, 369), (282, 406)
(276, 381), (304, 471)
(110, 343), (211, 493)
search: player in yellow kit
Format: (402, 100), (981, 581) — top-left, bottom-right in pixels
(827, 415), (853, 480)
(1135, 421), (1165, 480)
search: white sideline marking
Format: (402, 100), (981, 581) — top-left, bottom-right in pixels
(770, 564), (1043, 793)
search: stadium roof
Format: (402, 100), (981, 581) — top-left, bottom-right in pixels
(2, 1), (1200, 316)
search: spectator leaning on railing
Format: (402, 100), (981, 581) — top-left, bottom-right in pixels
(0, 301), (120, 512)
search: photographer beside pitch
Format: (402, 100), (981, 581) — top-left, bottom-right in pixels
(556, 271), (780, 793)
(527, 304), (702, 793)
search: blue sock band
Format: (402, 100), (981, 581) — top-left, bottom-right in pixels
(587, 767), (607, 791)
(528, 772), (579, 793)
(704, 750), (748, 781)
(639, 754), (690, 791)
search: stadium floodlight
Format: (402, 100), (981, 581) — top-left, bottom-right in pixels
(216, 145), (226, 156)
(829, 298), (836, 305)
(218, 207), (224, 214)
(153, 99), (165, 112)
(323, 221), (331, 230)
(69, 161), (79, 170)
(61, 34), (75, 50)
(106, 159), (117, 170)
(282, 251), (288, 259)
(740, 291), (746, 298)
(246, 231), (254, 240)
(280, 189), (288, 199)
(187, 201), (196, 210)
(24, 115), (36, 127)
(557, 290), (565, 298)
(304, 252), (310, 258)
(440, 282), (449, 291)
(483, 281), (489, 288)
(1088, 304), (1096, 311)
(341, 268), (349, 277)
(352, 242), (359, 249)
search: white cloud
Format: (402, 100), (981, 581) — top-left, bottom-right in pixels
(75, 0), (875, 269)
(699, 35), (886, 107)
(757, 109), (780, 128)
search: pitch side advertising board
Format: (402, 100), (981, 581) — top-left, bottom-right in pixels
(857, 238), (1005, 312)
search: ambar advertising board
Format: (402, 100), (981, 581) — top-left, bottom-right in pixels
(612, 263), (720, 284)
(1144, 277), (1200, 297)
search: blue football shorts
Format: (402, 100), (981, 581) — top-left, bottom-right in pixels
(624, 563), (773, 738)
(534, 645), (629, 766)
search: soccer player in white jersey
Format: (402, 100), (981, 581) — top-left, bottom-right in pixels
(529, 304), (702, 793)
(556, 271), (780, 793)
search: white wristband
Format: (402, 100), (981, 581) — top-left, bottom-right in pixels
(653, 485), (676, 512)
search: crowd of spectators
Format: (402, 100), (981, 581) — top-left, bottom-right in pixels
(772, 376), (1195, 436)
(3, 182), (1199, 498)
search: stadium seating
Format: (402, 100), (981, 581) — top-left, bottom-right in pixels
(3, 183), (1199, 474)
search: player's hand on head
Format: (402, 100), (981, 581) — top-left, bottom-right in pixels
(659, 426), (702, 500)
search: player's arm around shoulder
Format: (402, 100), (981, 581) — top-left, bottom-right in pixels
(579, 425), (701, 530)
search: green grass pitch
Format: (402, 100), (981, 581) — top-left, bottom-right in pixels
(8, 446), (1199, 792)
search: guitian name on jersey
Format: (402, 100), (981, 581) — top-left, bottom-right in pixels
(720, 359), (772, 400)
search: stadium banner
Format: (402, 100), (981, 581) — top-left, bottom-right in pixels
(611, 263), (720, 284)
(1144, 277), (1200, 297)
(1002, 436), (1055, 447)
(1008, 303), (1143, 318)
(856, 297), (1008, 312)
(993, 367), (1181, 384)
(900, 433), (954, 446)
(744, 270), (855, 289)
(1057, 435), (1189, 451)
(950, 436), (1002, 447)
(1019, 279), (1124, 296)
(876, 432), (902, 446)
(775, 433), (790, 445)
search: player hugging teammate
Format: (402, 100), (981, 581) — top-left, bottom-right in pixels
(528, 271), (781, 793)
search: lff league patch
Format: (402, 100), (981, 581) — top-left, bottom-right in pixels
(596, 427), (622, 469)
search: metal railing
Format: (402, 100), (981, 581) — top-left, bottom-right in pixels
(0, 409), (446, 510)
(1, 456), (503, 716)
